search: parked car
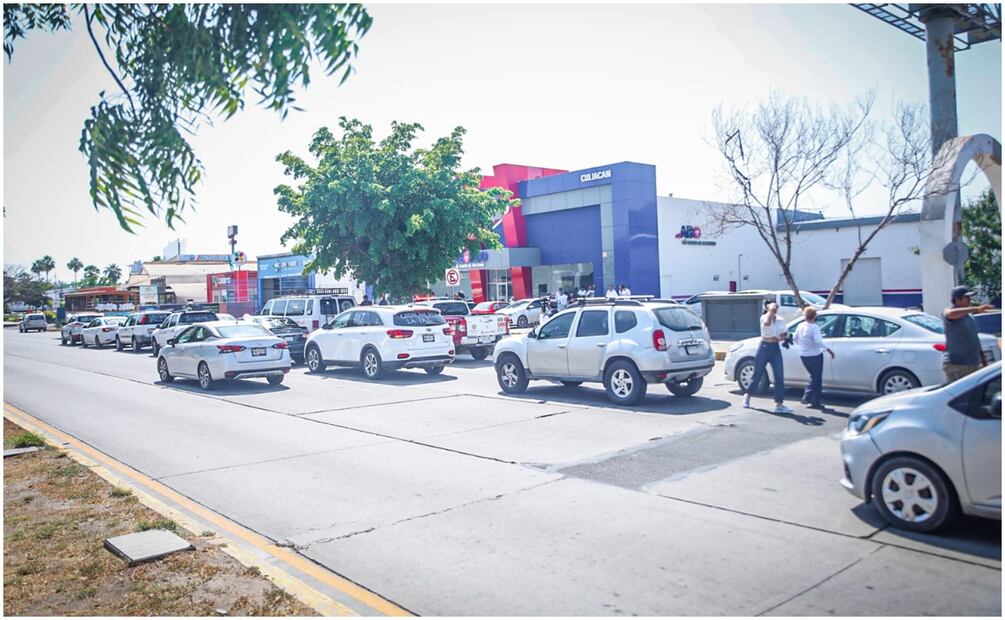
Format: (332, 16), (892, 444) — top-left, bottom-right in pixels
(115, 311), (172, 352)
(681, 291), (730, 319)
(303, 306), (455, 379)
(260, 294), (356, 332)
(151, 310), (220, 355)
(493, 299), (715, 406)
(738, 289), (849, 322)
(497, 298), (546, 328)
(19, 313), (47, 333)
(724, 307), (1002, 396)
(157, 321), (291, 390)
(840, 361), (1001, 533)
(471, 301), (511, 315)
(974, 310), (1002, 337)
(413, 299), (509, 360)
(61, 313), (103, 345)
(245, 315), (308, 364)
(79, 316), (128, 348)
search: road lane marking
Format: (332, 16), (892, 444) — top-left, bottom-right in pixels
(4, 402), (414, 617)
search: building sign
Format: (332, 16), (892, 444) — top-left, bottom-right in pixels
(139, 285), (159, 305)
(96, 302), (135, 311)
(259, 256), (308, 279)
(676, 225), (717, 246)
(456, 248), (489, 270)
(579, 169), (612, 183)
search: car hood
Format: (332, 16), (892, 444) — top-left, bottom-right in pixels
(852, 384), (940, 414)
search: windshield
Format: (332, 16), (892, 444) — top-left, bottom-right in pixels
(904, 313), (944, 334)
(76, 315), (100, 323)
(394, 311), (446, 326)
(507, 301), (527, 311)
(654, 307), (705, 331)
(139, 312), (169, 325)
(800, 291), (827, 305)
(180, 312), (217, 324)
(433, 302), (469, 316)
(217, 324), (273, 339)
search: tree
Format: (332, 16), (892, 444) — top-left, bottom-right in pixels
(67, 257), (83, 288)
(102, 263), (122, 286)
(962, 188), (1001, 306)
(39, 255), (55, 282)
(81, 264), (101, 287)
(4, 4), (372, 231)
(29, 259), (43, 281)
(276, 118), (516, 300)
(4, 265), (52, 309)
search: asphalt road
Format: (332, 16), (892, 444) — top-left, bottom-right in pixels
(4, 329), (1001, 615)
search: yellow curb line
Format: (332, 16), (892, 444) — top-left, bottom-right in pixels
(4, 402), (412, 617)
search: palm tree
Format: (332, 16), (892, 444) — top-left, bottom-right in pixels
(82, 265), (101, 287)
(40, 255), (55, 283)
(30, 259), (43, 281)
(103, 264), (122, 286)
(67, 257), (83, 288)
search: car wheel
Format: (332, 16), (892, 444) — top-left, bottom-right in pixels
(157, 357), (174, 383)
(496, 355), (528, 394)
(152, 341), (160, 357)
(61, 334), (68, 346)
(132, 337), (141, 353)
(470, 347), (490, 361)
(425, 365), (445, 375)
(95, 336), (104, 349)
(115, 337), (123, 351)
(80, 337), (88, 348)
(305, 345), (326, 373)
(878, 368), (920, 395)
(561, 381), (582, 387)
(667, 377), (704, 397)
(604, 360), (647, 406)
(197, 362), (214, 391)
(267, 375), (284, 386)
(19, 326), (24, 333)
(361, 348), (384, 380)
(517, 315), (528, 328)
(870, 456), (957, 533)
(735, 358), (769, 394)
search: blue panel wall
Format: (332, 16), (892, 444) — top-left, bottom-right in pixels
(524, 205), (603, 284)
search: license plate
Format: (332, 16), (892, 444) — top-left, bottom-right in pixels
(423, 334), (435, 343)
(685, 346), (699, 355)
(252, 347), (266, 356)
(285, 335), (297, 342)
(478, 336), (494, 344)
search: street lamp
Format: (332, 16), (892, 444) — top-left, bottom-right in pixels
(737, 254), (743, 292)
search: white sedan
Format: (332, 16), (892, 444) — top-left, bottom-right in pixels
(724, 307), (1002, 396)
(157, 321), (291, 391)
(79, 316), (128, 349)
(497, 298), (545, 329)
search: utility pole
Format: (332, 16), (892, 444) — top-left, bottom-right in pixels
(227, 225), (238, 271)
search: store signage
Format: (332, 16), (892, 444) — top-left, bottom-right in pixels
(580, 169), (612, 183)
(96, 302), (135, 311)
(261, 257), (307, 278)
(676, 225), (716, 246)
(138, 285), (158, 305)
(456, 248), (489, 270)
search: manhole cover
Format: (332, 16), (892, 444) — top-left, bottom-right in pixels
(105, 530), (193, 565)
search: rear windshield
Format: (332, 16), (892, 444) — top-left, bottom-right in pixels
(76, 315), (100, 323)
(394, 311), (446, 326)
(654, 307), (704, 331)
(106, 317), (127, 324)
(139, 312), (169, 325)
(262, 317), (301, 329)
(433, 302), (469, 316)
(285, 299), (306, 316)
(904, 313), (943, 334)
(217, 325), (273, 339)
(180, 312), (217, 324)
(27, 314), (45, 319)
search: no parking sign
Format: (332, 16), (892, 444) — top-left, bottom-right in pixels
(445, 268), (461, 287)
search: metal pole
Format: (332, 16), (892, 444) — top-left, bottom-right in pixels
(737, 254), (743, 292)
(920, 7), (959, 157)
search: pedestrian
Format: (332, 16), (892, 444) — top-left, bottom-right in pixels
(587, 285), (596, 298)
(606, 284), (618, 300)
(742, 301), (792, 413)
(360, 295), (372, 306)
(556, 287), (569, 311)
(578, 286), (587, 298)
(942, 286), (995, 382)
(378, 294), (388, 306)
(794, 307), (834, 409)
(621, 283), (632, 296)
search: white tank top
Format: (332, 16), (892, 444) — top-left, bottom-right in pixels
(760, 315), (787, 339)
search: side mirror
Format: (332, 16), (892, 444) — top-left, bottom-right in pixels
(166, 338), (176, 346)
(991, 393), (1002, 419)
(322, 322), (333, 330)
(527, 329), (537, 339)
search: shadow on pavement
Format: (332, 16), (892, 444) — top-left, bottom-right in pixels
(730, 386), (872, 416)
(448, 359), (494, 369)
(870, 511), (1001, 562)
(307, 367), (458, 386)
(499, 383), (732, 415)
(156, 379), (290, 396)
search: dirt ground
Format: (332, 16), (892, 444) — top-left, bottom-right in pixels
(3, 418), (317, 616)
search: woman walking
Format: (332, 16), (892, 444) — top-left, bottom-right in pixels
(742, 301), (792, 413)
(794, 307), (834, 409)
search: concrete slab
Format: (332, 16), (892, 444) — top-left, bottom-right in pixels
(303, 478), (878, 616)
(105, 529), (193, 565)
(163, 439), (558, 544)
(870, 517), (1001, 569)
(647, 435), (885, 537)
(765, 544), (1001, 616)
(4, 446), (41, 457)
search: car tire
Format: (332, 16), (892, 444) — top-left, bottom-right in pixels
(470, 347), (490, 361)
(197, 362), (214, 391)
(361, 348), (384, 380)
(95, 337), (104, 349)
(61, 334), (67, 346)
(267, 375), (284, 386)
(870, 456), (957, 533)
(517, 315), (528, 328)
(305, 345), (326, 373)
(425, 365), (445, 375)
(561, 381), (582, 387)
(152, 341), (160, 357)
(116, 337), (123, 351)
(604, 360), (647, 406)
(878, 368), (920, 395)
(735, 358), (769, 395)
(496, 354), (528, 394)
(157, 357), (174, 383)
(80, 337), (88, 348)
(667, 377), (704, 397)
(132, 337), (142, 353)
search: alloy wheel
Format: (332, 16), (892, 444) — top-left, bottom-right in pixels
(500, 362), (519, 388)
(199, 365), (211, 389)
(880, 467), (939, 524)
(363, 352), (378, 377)
(883, 373), (915, 394)
(610, 368), (634, 398)
(307, 348), (321, 372)
(738, 364), (754, 391)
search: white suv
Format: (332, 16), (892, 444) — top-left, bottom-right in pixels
(151, 310), (220, 355)
(304, 306), (455, 380)
(493, 299), (715, 406)
(116, 310), (171, 352)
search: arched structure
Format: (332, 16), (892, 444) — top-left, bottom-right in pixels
(920, 134), (1002, 314)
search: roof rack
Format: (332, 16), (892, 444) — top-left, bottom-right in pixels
(575, 297), (645, 307)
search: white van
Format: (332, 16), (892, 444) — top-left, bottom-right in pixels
(260, 294), (357, 332)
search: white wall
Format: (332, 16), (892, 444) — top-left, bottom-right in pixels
(657, 197), (922, 300)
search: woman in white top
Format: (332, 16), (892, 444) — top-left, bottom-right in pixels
(742, 301), (792, 413)
(793, 306), (835, 409)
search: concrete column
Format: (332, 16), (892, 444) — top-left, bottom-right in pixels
(921, 9), (959, 157)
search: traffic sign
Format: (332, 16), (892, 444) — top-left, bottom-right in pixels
(445, 268), (461, 287)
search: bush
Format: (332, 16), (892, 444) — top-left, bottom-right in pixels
(7, 432), (46, 449)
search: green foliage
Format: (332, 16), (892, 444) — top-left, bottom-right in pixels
(80, 265), (101, 288)
(66, 257), (83, 287)
(4, 4), (372, 231)
(7, 431), (45, 449)
(276, 119), (516, 300)
(102, 264), (122, 286)
(962, 188), (1001, 306)
(38, 255), (55, 281)
(4, 265), (52, 309)
(137, 518), (177, 533)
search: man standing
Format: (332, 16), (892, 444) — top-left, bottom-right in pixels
(942, 286), (995, 383)
(556, 287), (569, 312)
(378, 294), (388, 306)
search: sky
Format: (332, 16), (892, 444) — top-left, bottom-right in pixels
(3, 2), (1001, 283)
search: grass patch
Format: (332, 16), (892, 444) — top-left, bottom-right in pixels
(6, 431), (45, 448)
(109, 486), (133, 498)
(136, 518), (178, 533)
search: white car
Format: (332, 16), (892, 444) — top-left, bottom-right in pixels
(498, 298), (546, 329)
(157, 320), (291, 391)
(739, 289), (848, 322)
(724, 307), (1002, 396)
(493, 299), (715, 406)
(79, 316), (128, 348)
(151, 310), (220, 355)
(61, 313), (103, 345)
(260, 294), (357, 332)
(304, 306), (455, 379)
(115, 310), (172, 352)
(19, 313), (47, 333)
(681, 291), (730, 319)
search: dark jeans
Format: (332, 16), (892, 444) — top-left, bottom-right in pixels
(748, 341), (784, 403)
(800, 353), (824, 407)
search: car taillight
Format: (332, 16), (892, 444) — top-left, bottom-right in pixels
(273, 342), (288, 349)
(101, 327), (114, 333)
(653, 329), (668, 351)
(500, 316), (510, 334)
(397, 353), (410, 359)
(312, 320), (319, 330)
(933, 343), (947, 352)
(443, 327), (453, 335)
(217, 345), (246, 353)
(387, 329), (414, 339)
(457, 319), (467, 334)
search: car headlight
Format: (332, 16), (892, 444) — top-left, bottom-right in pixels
(847, 410), (892, 435)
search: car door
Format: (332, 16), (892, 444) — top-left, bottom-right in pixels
(527, 311), (576, 376)
(828, 314), (902, 391)
(169, 326), (200, 376)
(784, 314), (841, 387)
(320, 310), (353, 361)
(527, 299), (543, 324)
(566, 309), (610, 377)
(341, 311), (372, 363)
(961, 373), (1002, 509)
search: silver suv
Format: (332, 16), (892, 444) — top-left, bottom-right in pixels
(19, 313), (47, 333)
(493, 299), (714, 406)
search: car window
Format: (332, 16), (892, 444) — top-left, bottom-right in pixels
(903, 313), (944, 334)
(841, 315), (900, 338)
(306, 299), (314, 315)
(175, 326), (198, 344)
(87, 319), (101, 328)
(654, 307), (704, 332)
(538, 312), (575, 340)
(187, 326), (209, 342)
(169, 315), (180, 327)
(123, 316), (135, 327)
(393, 311), (445, 326)
(614, 310), (638, 334)
(788, 314), (841, 338)
(780, 295), (798, 307)
(981, 376), (1001, 407)
(180, 312), (217, 324)
(143, 312), (170, 325)
(434, 302), (469, 316)
(271, 300), (288, 316)
(576, 310), (609, 337)
(364, 311), (383, 326)
(528, 300), (541, 309)
(286, 299), (306, 316)
(473, 302), (494, 312)
(261, 301), (274, 315)
(331, 310), (353, 329)
(218, 324), (272, 339)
